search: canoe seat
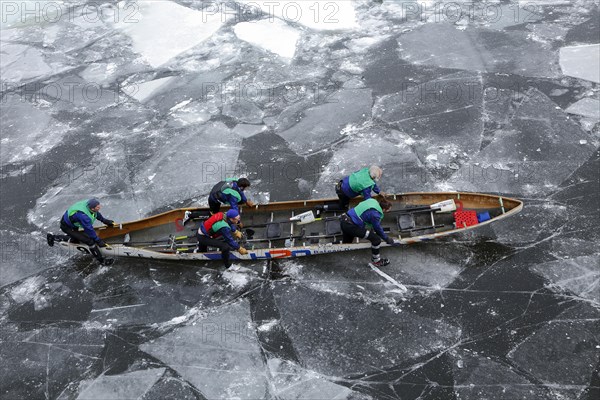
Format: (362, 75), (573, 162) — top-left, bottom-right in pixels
(398, 214), (416, 231)
(266, 223), (281, 239)
(325, 219), (342, 235)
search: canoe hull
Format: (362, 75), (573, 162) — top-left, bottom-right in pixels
(52, 192), (523, 263)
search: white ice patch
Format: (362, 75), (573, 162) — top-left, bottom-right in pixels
(114, 1), (225, 67)
(234, 19), (300, 60)
(80, 63), (119, 85)
(76, 368), (166, 400)
(565, 98), (600, 120)
(559, 44), (600, 83)
(125, 76), (178, 103)
(0, 43), (53, 83)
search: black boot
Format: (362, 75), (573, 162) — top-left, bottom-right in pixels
(46, 233), (55, 247)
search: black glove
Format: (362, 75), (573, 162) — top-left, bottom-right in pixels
(104, 219), (115, 227)
(97, 240), (108, 248)
(385, 237), (395, 245)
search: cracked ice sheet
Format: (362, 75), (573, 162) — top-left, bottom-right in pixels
(28, 121), (242, 228)
(373, 71), (484, 173)
(398, 22), (559, 78)
(531, 255), (600, 304)
(272, 284), (461, 376)
(312, 127), (435, 195)
(277, 244), (468, 301)
(114, 1), (225, 67)
(507, 303), (600, 398)
(450, 348), (552, 399)
(448, 88), (597, 196)
(267, 358), (368, 399)
(0, 323), (105, 400)
(76, 368), (166, 400)
(0, 95), (69, 165)
(139, 300), (268, 399)
(277, 88), (373, 155)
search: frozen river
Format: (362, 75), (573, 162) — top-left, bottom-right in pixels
(1, 1), (598, 399)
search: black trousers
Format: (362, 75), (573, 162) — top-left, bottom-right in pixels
(60, 219), (104, 262)
(335, 181), (352, 210)
(196, 233), (234, 268)
(340, 215), (381, 260)
(208, 196), (221, 213)
(60, 219), (95, 246)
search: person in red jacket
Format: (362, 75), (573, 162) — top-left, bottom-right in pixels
(196, 209), (248, 268)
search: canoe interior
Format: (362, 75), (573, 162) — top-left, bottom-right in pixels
(96, 193), (522, 254)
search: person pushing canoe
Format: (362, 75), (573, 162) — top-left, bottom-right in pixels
(340, 198), (396, 267)
(183, 177), (255, 225)
(209, 177), (255, 213)
(317, 165), (384, 212)
(47, 198), (115, 265)
(195, 209), (248, 269)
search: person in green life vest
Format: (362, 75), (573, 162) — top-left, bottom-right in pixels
(340, 198), (396, 267)
(317, 165), (385, 213)
(47, 198), (115, 264)
(209, 177), (255, 213)
(183, 177), (255, 225)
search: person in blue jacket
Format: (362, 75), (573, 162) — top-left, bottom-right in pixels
(196, 209), (248, 268)
(47, 198), (115, 264)
(209, 177), (255, 213)
(340, 198), (396, 267)
(183, 177), (255, 225)
(317, 165), (384, 212)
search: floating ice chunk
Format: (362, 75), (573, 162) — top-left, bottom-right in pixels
(0, 95), (68, 164)
(559, 44), (600, 83)
(114, 1), (224, 67)
(345, 36), (388, 53)
(234, 19), (300, 60)
(76, 368), (166, 400)
(238, 0), (358, 31)
(80, 63), (119, 85)
(125, 76), (178, 103)
(450, 88), (595, 195)
(0, 44), (52, 82)
(222, 100), (264, 124)
(565, 98), (600, 120)
(232, 124), (267, 138)
(531, 255), (600, 303)
(140, 300), (267, 399)
(399, 22), (558, 78)
(277, 88), (372, 155)
(268, 358), (355, 399)
(508, 304), (599, 392)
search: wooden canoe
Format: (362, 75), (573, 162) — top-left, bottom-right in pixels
(53, 192), (523, 262)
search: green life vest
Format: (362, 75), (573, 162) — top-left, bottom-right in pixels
(221, 178), (242, 203)
(348, 168), (376, 194)
(353, 198), (383, 229)
(210, 214), (230, 235)
(67, 200), (96, 229)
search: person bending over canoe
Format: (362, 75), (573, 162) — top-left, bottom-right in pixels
(317, 165), (384, 212)
(47, 198), (115, 265)
(196, 209), (248, 269)
(209, 177), (255, 213)
(183, 177), (255, 225)
(340, 198), (396, 267)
